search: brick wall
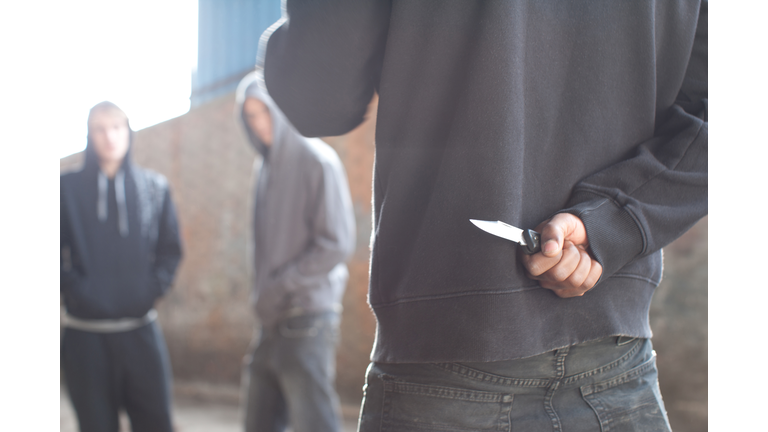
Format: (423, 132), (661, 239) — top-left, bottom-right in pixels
(130, 93), (259, 387)
(61, 94), (706, 429)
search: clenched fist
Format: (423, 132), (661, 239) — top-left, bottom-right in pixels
(520, 213), (602, 298)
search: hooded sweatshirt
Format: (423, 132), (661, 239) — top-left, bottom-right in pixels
(60, 126), (183, 320)
(236, 72), (356, 327)
(261, 0), (708, 363)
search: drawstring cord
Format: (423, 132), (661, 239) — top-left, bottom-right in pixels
(97, 171), (108, 221)
(97, 169), (129, 237)
(115, 170), (128, 237)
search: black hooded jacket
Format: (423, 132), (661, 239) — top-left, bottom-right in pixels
(262, 0), (708, 363)
(60, 129), (183, 320)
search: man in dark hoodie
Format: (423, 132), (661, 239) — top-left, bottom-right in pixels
(259, 1), (707, 431)
(60, 101), (182, 432)
(235, 73), (356, 432)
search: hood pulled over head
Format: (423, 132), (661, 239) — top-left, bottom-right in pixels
(84, 101), (134, 171)
(236, 71), (295, 158)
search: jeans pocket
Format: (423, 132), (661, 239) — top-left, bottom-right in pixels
(580, 355), (671, 432)
(381, 377), (513, 432)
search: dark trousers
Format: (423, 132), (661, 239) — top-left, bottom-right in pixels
(242, 312), (342, 432)
(359, 337), (671, 432)
(61, 321), (173, 432)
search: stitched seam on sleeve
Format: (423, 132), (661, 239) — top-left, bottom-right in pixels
(568, 187), (648, 255)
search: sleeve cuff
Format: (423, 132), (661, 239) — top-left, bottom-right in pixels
(561, 191), (645, 281)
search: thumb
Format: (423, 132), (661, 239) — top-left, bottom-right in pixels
(539, 219), (565, 257)
(538, 213), (587, 257)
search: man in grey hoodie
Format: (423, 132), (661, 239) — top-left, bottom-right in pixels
(235, 72), (356, 432)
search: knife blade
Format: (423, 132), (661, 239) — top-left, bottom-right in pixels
(469, 219), (542, 255)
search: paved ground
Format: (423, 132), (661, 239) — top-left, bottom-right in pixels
(61, 385), (360, 432)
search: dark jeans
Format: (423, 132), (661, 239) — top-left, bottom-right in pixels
(358, 337), (670, 432)
(242, 311), (342, 432)
(61, 321), (173, 432)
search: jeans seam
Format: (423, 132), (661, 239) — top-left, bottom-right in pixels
(380, 375), (389, 432)
(562, 339), (642, 385)
(580, 387), (609, 432)
(383, 380), (508, 402)
(545, 347), (568, 432)
(380, 374), (515, 432)
(431, 363), (550, 388)
(581, 354), (657, 395)
(579, 355), (661, 431)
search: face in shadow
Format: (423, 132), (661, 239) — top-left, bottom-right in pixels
(243, 98), (273, 146)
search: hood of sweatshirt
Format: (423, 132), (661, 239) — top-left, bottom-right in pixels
(235, 70), (300, 162)
(80, 106), (137, 238)
(83, 117), (135, 173)
(234, 70), (356, 327)
(61, 123), (181, 319)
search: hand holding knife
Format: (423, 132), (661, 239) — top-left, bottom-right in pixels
(469, 219), (542, 254)
(470, 214), (603, 298)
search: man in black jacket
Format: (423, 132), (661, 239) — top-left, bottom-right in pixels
(60, 101), (183, 432)
(260, 1), (707, 430)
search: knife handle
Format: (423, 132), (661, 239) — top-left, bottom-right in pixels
(522, 229), (541, 255)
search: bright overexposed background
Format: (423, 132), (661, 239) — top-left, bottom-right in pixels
(0, 2), (197, 429)
(0, 1), (762, 430)
(43, 1), (198, 159)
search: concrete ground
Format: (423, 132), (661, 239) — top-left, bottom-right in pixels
(60, 383), (361, 432)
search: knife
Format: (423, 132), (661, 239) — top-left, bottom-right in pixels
(469, 219), (542, 255)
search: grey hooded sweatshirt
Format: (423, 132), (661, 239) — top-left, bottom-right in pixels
(236, 72), (356, 327)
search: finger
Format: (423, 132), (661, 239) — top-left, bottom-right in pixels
(556, 287), (585, 298)
(564, 248), (592, 288)
(539, 279), (582, 298)
(543, 241), (581, 283)
(539, 249), (601, 298)
(581, 260), (603, 291)
(539, 220), (565, 257)
(523, 249), (562, 278)
(539, 253), (588, 298)
(541, 281), (587, 299)
(546, 213), (589, 250)
(539, 214), (583, 256)
(552, 261), (603, 298)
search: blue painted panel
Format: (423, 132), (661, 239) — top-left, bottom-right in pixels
(193, 0), (282, 106)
